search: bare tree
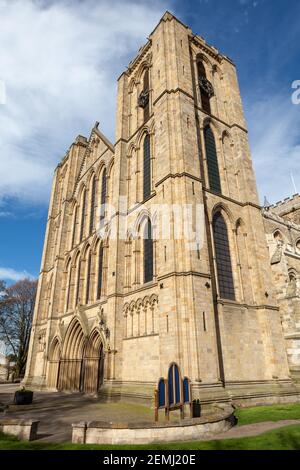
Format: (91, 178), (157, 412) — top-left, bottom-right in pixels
(0, 279), (37, 378)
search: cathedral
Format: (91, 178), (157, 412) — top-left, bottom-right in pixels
(24, 12), (300, 405)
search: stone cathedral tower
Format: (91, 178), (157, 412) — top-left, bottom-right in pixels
(25, 12), (296, 404)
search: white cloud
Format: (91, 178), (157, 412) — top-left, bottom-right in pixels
(2, 0), (296, 212)
(246, 92), (300, 205)
(0, 211), (13, 217)
(0, 267), (35, 281)
(0, 0), (170, 204)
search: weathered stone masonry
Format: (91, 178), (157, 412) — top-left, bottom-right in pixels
(24, 12), (300, 405)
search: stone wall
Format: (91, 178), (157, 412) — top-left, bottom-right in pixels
(263, 202), (300, 381)
(72, 407), (235, 445)
(0, 419), (39, 441)
(23, 11), (299, 404)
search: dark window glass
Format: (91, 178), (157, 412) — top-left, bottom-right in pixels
(97, 245), (104, 299)
(197, 61), (211, 114)
(72, 206), (78, 247)
(158, 379), (165, 407)
(75, 259), (81, 305)
(183, 378), (190, 403)
(66, 261), (71, 311)
(144, 218), (153, 283)
(89, 177), (97, 235)
(168, 364), (181, 406)
(100, 169), (107, 225)
(80, 191), (86, 242)
(143, 69), (150, 122)
(204, 126), (221, 194)
(85, 251), (92, 304)
(174, 365), (180, 403)
(143, 135), (151, 199)
(168, 366), (174, 405)
(213, 212), (235, 300)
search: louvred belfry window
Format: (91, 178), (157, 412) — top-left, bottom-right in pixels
(144, 218), (153, 284)
(204, 126), (221, 194)
(143, 69), (150, 122)
(138, 69), (150, 123)
(197, 61), (212, 115)
(143, 134), (151, 199)
(213, 212), (235, 300)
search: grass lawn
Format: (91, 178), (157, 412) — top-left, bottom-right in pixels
(1, 425), (300, 450)
(1, 403), (300, 450)
(235, 403), (300, 426)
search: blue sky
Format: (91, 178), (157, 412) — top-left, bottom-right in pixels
(0, 0), (299, 282)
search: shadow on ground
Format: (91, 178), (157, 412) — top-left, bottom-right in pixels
(0, 383), (154, 442)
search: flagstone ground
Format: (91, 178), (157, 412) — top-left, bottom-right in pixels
(1, 383), (300, 445)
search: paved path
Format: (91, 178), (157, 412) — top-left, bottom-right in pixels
(0, 383), (153, 442)
(209, 419), (300, 441)
(1, 383), (300, 444)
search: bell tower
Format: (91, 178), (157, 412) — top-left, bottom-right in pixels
(25, 12), (295, 404)
(110, 11), (291, 400)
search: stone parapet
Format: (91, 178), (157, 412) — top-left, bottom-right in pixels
(0, 419), (39, 441)
(72, 406), (235, 445)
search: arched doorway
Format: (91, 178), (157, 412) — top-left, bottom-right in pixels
(80, 329), (104, 394)
(55, 320), (104, 393)
(57, 319), (85, 391)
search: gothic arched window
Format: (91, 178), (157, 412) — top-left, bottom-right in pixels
(197, 61), (211, 114)
(144, 218), (153, 283)
(97, 243), (104, 300)
(89, 176), (97, 235)
(65, 259), (71, 312)
(168, 363), (181, 405)
(143, 134), (151, 200)
(213, 212), (235, 300)
(80, 189), (87, 242)
(85, 250), (92, 304)
(143, 69), (150, 122)
(75, 257), (82, 306)
(100, 169), (107, 225)
(204, 126), (221, 194)
(71, 205), (78, 247)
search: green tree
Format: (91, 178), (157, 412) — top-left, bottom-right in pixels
(0, 279), (37, 378)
